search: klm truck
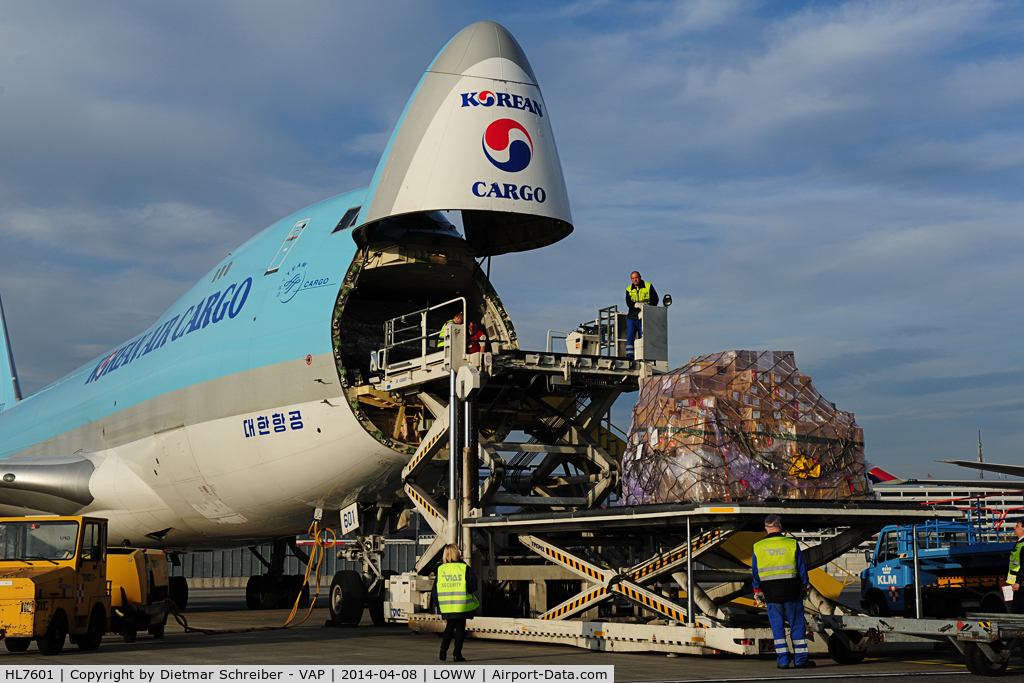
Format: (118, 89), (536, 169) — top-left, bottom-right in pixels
(861, 518), (1014, 618)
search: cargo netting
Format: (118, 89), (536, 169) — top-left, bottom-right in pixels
(622, 351), (873, 504)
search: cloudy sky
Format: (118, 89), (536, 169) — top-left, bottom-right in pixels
(1, 1), (1022, 479)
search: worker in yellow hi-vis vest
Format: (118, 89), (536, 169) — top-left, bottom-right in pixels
(437, 312), (464, 350)
(625, 271), (659, 360)
(1007, 520), (1024, 613)
(431, 543), (479, 662)
(752, 514), (814, 669)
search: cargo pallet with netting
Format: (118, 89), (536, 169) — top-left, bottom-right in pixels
(624, 350), (871, 505)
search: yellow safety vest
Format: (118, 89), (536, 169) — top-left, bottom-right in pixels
(436, 562), (480, 614)
(437, 320), (453, 349)
(1008, 540), (1024, 583)
(627, 282), (654, 305)
(753, 535), (798, 582)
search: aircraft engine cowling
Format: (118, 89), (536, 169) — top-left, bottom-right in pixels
(0, 455), (95, 515)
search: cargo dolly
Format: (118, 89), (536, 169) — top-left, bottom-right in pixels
(812, 612), (1024, 676)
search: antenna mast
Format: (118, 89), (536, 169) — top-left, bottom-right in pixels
(977, 430), (984, 479)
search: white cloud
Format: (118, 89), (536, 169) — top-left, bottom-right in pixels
(947, 56), (1024, 110)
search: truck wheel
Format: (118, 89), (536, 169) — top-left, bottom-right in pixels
(981, 592), (1008, 614)
(329, 570), (364, 625)
(77, 605), (106, 651)
(4, 637), (31, 652)
(964, 641), (1009, 676)
(827, 631), (866, 665)
(169, 576), (189, 611)
(866, 594), (890, 617)
(36, 611), (67, 656)
(369, 570), (397, 626)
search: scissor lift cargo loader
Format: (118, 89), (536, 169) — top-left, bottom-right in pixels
(369, 303), (1007, 672)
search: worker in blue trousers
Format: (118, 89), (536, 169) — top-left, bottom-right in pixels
(625, 271), (658, 360)
(752, 514), (816, 669)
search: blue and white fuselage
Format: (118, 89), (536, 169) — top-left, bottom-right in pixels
(0, 21), (573, 550)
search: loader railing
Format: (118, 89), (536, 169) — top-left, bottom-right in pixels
(372, 297), (466, 380)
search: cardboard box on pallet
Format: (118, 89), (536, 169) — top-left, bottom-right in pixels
(621, 350), (874, 505)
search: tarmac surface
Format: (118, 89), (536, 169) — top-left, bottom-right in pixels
(1, 588), (1020, 681)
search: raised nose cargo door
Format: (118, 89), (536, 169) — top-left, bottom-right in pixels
(354, 21), (573, 256)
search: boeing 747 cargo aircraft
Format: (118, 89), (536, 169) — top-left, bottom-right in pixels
(0, 21), (590, 618)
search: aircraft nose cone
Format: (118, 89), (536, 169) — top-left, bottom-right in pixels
(429, 21), (537, 85)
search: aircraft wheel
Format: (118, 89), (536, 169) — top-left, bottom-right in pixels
(246, 575), (262, 610)
(369, 570), (398, 626)
(169, 576), (189, 611)
(329, 570), (364, 625)
(36, 610), (67, 656)
(255, 575), (280, 610)
(77, 605), (106, 651)
(279, 575), (304, 609)
(964, 641), (1009, 676)
(5, 637), (31, 652)
(288, 574), (310, 609)
(827, 631), (866, 665)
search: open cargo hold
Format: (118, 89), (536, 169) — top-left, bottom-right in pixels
(623, 350), (872, 504)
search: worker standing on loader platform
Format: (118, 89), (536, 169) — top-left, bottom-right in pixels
(432, 543), (480, 662)
(467, 320), (485, 354)
(752, 514), (815, 669)
(1007, 520), (1024, 613)
(437, 312), (463, 349)
(625, 271), (658, 360)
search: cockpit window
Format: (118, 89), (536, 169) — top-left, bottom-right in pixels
(0, 521), (79, 561)
(332, 206), (362, 234)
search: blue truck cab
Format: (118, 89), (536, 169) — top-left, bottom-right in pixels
(861, 518), (1013, 617)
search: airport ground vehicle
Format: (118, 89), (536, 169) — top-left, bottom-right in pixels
(0, 516), (110, 655)
(861, 518), (1014, 618)
(107, 547), (170, 642)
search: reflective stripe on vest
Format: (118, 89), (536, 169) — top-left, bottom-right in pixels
(436, 562), (480, 614)
(627, 282), (653, 305)
(754, 535), (798, 582)
(1009, 541), (1024, 583)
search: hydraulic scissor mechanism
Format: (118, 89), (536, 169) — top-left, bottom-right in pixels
(478, 393), (621, 509)
(519, 526), (738, 624)
(399, 358), (626, 572)
(402, 398), (454, 572)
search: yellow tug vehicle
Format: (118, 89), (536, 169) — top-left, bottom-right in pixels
(107, 546), (170, 642)
(0, 516), (110, 655)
